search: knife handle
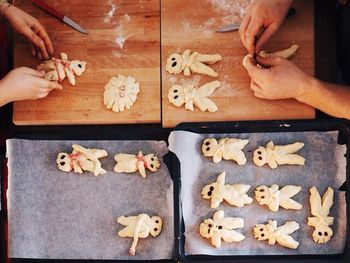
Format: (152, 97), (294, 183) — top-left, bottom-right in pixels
(32, 0), (64, 20)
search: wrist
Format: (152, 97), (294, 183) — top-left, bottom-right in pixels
(0, 1), (10, 16)
(295, 75), (319, 103)
(0, 79), (12, 107)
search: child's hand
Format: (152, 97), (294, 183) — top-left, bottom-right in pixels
(0, 67), (62, 106)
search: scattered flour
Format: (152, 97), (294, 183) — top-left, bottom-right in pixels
(104, 0), (117, 23)
(208, 0), (250, 24)
(116, 35), (127, 49)
(114, 13), (133, 49)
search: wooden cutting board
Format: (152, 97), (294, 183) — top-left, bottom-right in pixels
(13, 0), (161, 125)
(161, 0), (315, 128)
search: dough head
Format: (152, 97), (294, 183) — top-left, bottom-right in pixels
(201, 183), (215, 200)
(150, 216), (163, 237)
(166, 53), (183, 74)
(70, 60), (87, 76)
(168, 85), (185, 107)
(202, 138), (217, 157)
(255, 185), (270, 205)
(253, 224), (269, 241)
(199, 218), (215, 238)
(312, 225), (333, 244)
(56, 153), (72, 172)
(253, 146), (268, 167)
(144, 154), (160, 172)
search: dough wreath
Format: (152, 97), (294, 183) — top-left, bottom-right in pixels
(168, 80), (221, 112)
(117, 214), (163, 255)
(199, 210), (245, 248)
(166, 49), (222, 77)
(253, 220), (300, 249)
(56, 144), (108, 176)
(103, 74), (140, 112)
(37, 53), (87, 85)
(201, 172), (253, 208)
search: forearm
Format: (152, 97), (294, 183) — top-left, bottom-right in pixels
(0, 80), (13, 107)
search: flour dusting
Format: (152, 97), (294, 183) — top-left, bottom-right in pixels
(114, 13), (133, 50)
(208, 0), (250, 24)
(104, 0), (117, 23)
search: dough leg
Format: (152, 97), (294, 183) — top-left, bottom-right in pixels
(276, 235), (299, 249)
(259, 44), (299, 59)
(280, 198), (302, 210)
(276, 154), (305, 165)
(196, 54), (222, 64)
(221, 230), (245, 242)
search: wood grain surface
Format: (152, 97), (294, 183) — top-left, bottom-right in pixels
(161, 0), (315, 128)
(13, 0), (161, 125)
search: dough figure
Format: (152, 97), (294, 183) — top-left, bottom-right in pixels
(255, 184), (302, 212)
(253, 220), (300, 249)
(166, 49), (222, 77)
(202, 137), (249, 165)
(103, 74), (140, 112)
(168, 81), (221, 112)
(37, 53), (87, 85)
(307, 186), (334, 244)
(114, 151), (160, 178)
(253, 141), (305, 169)
(202, 172), (253, 208)
(199, 210), (245, 248)
(56, 144), (108, 176)
(117, 214), (162, 255)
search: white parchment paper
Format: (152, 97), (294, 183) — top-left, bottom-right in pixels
(7, 139), (174, 260)
(168, 130), (347, 256)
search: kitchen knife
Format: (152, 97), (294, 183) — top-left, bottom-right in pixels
(216, 7), (297, 33)
(32, 0), (88, 34)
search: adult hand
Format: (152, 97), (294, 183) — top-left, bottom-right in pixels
(239, 0), (293, 55)
(0, 67), (62, 106)
(243, 55), (312, 101)
(1, 4), (53, 60)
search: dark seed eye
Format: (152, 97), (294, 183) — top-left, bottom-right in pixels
(155, 220), (159, 223)
(218, 226), (222, 230)
(150, 164), (154, 168)
(261, 233), (265, 237)
(209, 186), (214, 191)
(208, 224), (212, 228)
(174, 95), (179, 99)
(207, 191), (212, 196)
(258, 156), (263, 160)
(206, 147), (210, 151)
(171, 57), (176, 61)
(207, 229), (210, 234)
(260, 196), (265, 199)
(205, 141), (210, 146)
(60, 155), (65, 159)
(324, 232), (328, 236)
(257, 151), (262, 154)
(260, 228), (264, 231)
(174, 90), (178, 93)
(154, 228), (158, 232)
(151, 158), (154, 161)
(259, 189), (264, 192)
(60, 162), (65, 166)
(318, 232), (322, 236)
(172, 61), (177, 67)
(78, 64), (82, 68)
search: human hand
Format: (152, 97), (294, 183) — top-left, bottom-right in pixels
(239, 0), (293, 55)
(243, 55), (312, 101)
(0, 67), (62, 105)
(2, 4), (53, 60)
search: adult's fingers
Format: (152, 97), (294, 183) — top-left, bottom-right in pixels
(31, 22), (54, 56)
(244, 56), (267, 84)
(31, 44), (36, 57)
(245, 17), (262, 55)
(255, 24), (278, 53)
(250, 80), (263, 93)
(17, 66), (43, 77)
(256, 55), (284, 68)
(38, 78), (63, 90)
(239, 12), (251, 49)
(21, 26), (49, 60)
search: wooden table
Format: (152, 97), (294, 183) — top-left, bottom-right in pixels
(161, 0), (315, 128)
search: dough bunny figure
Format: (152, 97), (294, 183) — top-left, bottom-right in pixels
(201, 172), (253, 208)
(117, 214), (163, 255)
(253, 220), (300, 249)
(166, 49), (222, 77)
(37, 53), (87, 85)
(114, 151), (160, 178)
(56, 144), (108, 176)
(255, 184), (302, 212)
(307, 186), (334, 244)
(168, 80), (221, 112)
(253, 141), (305, 169)
(202, 137), (249, 165)
(199, 210), (245, 248)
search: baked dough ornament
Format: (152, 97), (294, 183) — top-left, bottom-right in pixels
(37, 53), (87, 85)
(202, 137), (249, 165)
(255, 184), (302, 212)
(114, 151), (160, 178)
(201, 172), (253, 208)
(199, 210), (245, 248)
(168, 81), (221, 112)
(117, 214), (163, 255)
(166, 49), (222, 77)
(56, 144), (108, 176)
(253, 141), (305, 169)
(103, 75), (140, 112)
(253, 220), (300, 249)
(307, 186), (334, 244)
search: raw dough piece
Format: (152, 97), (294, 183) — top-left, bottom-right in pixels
(37, 52), (87, 85)
(202, 137), (249, 165)
(166, 49), (222, 77)
(199, 210), (245, 248)
(255, 184), (302, 212)
(253, 220), (300, 249)
(259, 44), (299, 59)
(307, 186), (334, 244)
(103, 74), (140, 112)
(56, 144), (108, 176)
(117, 214), (163, 255)
(168, 81), (221, 112)
(114, 151), (160, 178)
(201, 172), (253, 208)
(253, 141), (305, 169)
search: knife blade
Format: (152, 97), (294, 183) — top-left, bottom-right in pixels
(32, 0), (88, 34)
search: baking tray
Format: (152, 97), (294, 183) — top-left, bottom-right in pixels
(173, 119), (349, 263)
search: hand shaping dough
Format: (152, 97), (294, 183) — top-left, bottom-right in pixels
(37, 53), (87, 85)
(168, 81), (221, 112)
(253, 141), (305, 169)
(202, 137), (249, 165)
(253, 220), (300, 249)
(166, 49), (222, 77)
(255, 184), (302, 212)
(199, 210), (245, 248)
(117, 214), (163, 255)
(56, 144), (108, 176)
(103, 74), (140, 112)
(307, 186), (334, 244)
(202, 172), (253, 208)
(114, 151), (160, 178)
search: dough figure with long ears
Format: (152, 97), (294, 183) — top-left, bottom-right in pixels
(117, 214), (163, 255)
